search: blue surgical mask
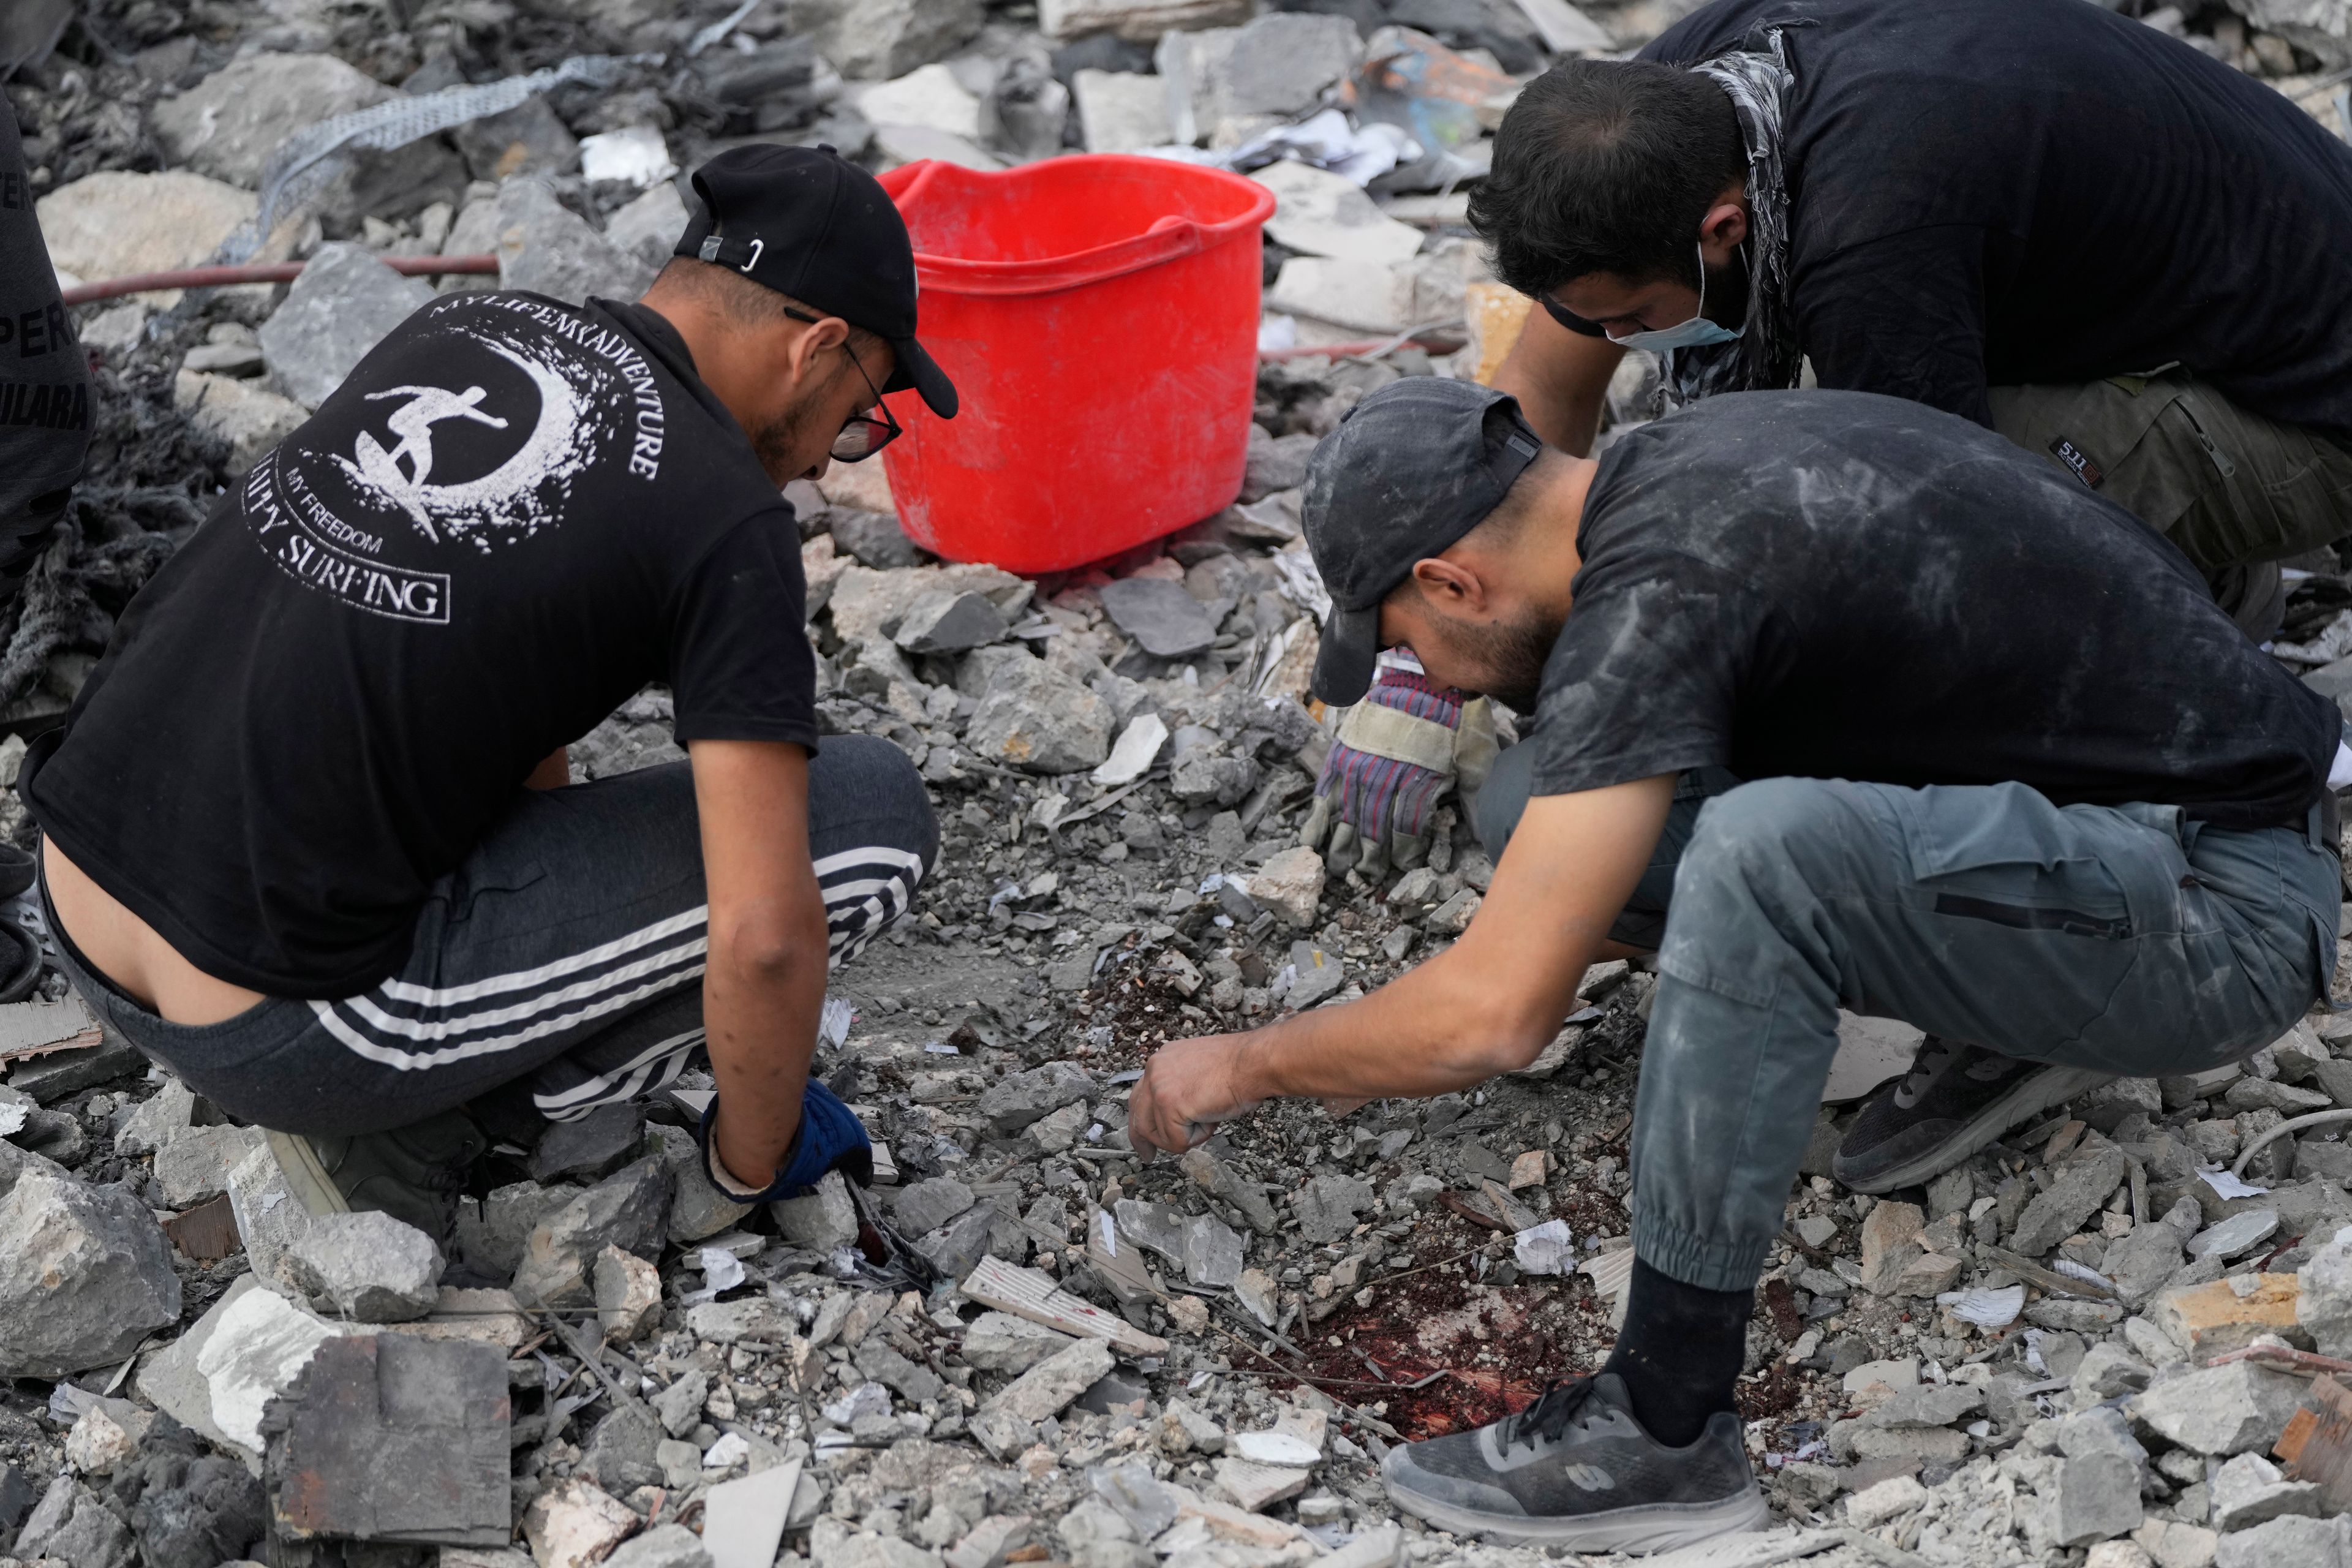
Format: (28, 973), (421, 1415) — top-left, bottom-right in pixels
(1605, 243), (1743, 352)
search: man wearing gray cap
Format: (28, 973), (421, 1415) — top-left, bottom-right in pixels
(1127, 378), (2340, 1551)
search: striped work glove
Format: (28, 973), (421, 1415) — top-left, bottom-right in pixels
(1301, 662), (1498, 881)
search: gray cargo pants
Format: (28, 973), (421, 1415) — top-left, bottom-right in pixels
(1989, 372), (2352, 638)
(1474, 745), (2338, 1293)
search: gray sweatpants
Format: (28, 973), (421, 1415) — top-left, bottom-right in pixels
(45, 736), (938, 1138)
(1475, 744), (2339, 1292)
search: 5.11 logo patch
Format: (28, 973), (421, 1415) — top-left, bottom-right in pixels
(2048, 435), (2105, 489)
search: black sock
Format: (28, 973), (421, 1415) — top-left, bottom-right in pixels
(1599, 1258), (1751, 1447)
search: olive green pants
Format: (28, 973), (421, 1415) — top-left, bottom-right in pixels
(1989, 372), (2352, 637)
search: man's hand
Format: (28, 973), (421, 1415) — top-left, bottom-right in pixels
(1135, 775), (1676, 1133)
(691, 739), (832, 1189)
(1303, 665), (1498, 881)
(1128, 1033), (1267, 1159)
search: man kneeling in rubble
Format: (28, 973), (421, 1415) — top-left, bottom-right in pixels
(1128, 378), (2343, 1552)
(19, 147), (947, 1243)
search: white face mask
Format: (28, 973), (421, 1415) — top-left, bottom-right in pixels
(1604, 242), (1744, 352)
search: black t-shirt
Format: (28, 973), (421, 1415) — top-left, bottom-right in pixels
(1548, 0), (2352, 435)
(1, 105), (91, 518)
(29, 293), (816, 997)
(1531, 391), (2337, 828)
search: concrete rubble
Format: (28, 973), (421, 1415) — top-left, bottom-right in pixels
(7, 0), (2352, 1563)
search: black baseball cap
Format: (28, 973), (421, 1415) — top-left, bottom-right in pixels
(676, 145), (957, 418)
(1303, 379), (1545, 705)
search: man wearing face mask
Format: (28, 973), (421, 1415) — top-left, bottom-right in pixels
(1477, 0), (2352, 638)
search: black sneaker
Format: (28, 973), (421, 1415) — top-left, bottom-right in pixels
(265, 1109), (488, 1246)
(1832, 1038), (2111, 1194)
(1379, 1375), (1765, 1551)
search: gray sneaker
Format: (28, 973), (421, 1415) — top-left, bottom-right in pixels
(1379, 1374), (1766, 1551)
(265, 1109), (486, 1246)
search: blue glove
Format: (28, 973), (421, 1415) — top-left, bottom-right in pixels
(698, 1078), (873, 1202)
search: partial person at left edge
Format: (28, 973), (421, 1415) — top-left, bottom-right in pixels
(20, 145), (951, 1248)
(0, 95), (92, 1003)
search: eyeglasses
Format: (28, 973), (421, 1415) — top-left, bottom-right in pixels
(781, 306), (902, 464)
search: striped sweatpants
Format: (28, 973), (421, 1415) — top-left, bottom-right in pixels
(44, 736), (937, 1137)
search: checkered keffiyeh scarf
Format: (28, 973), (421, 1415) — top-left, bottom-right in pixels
(1667, 28), (1804, 405)
(1315, 668), (1463, 839)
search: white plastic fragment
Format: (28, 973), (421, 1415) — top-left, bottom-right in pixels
(1512, 1219), (1576, 1276)
(2201, 1166), (2270, 1200)
(1936, 1284), (2027, 1328)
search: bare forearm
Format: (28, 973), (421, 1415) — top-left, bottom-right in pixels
(1237, 948), (1574, 1104)
(1490, 311), (1623, 458)
(703, 929), (829, 1188)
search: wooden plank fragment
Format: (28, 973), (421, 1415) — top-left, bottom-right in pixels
(960, 1255), (1167, 1355)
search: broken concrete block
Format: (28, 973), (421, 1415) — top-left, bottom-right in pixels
(1156, 14), (1364, 146)
(1073, 69), (1170, 153)
(454, 94), (579, 184)
(259, 1334), (510, 1547)
(701, 1459), (802, 1568)
(856, 64), (985, 138)
(510, 1154), (671, 1307)
(0, 1168), (182, 1377)
(1294, 1174), (1374, 1245)
(2129, 1359), (2309, 1455)
(114, 1428), (267, 1568)
(1266, 252), (1463, 336)
(2211, 1451), (2324, 1532)
(962, 1312), (1076, 1374)
(1858, 1200), (1926, 1295)
(772, 1169), (859, 1248)
(2011, 1142), (2130, 1257)
(983, 1337), (1117, 1423)
(453, 1179), (566, 1281)
(894, 590), (1008, 655)
(113, 1078), (196, 1157)
(595, 1245), (663, 1344)
(64, 1400), (151, 1475)
(522, 1477), (641, 1568)
(2072, 1343), (2155, 1404)
(654, 1128), (755, 1245)
(2214, 1514), (2352, 1568)
(607, 1522), (715, 1568)
(1253, 159), (1423, 267)
(605, 180), (692, 277)
(194, 1286), (352, 1456)
(785, 0), (983, 80)
(13, 1474), (135, 1567)
(1247, 845), (1326, 928)
(2299, 1231), (2352, 1357)
(153, 1122), (268, 1208)
(149, 52), (390, 185)
(1099, 576), (1218, 659)
(173, 369), (309, 478)
(493, 175), (658, 306)
(281, 1209), (443, 1324)
(529, 1102), (646, 1185)
(2189, 1208), (2282, 1260)
(977, 1061), (1095, 1138)
(1211, 1457), (1309, 1513)
(2154, 1274), (2309, 1359)
(685, 1295), (796, 1345)
(258, 241), (435, 409)
(965, 655), (1113, 774)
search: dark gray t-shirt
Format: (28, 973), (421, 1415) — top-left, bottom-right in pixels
(1531, 391), (2337, 829)
(1, 101), (89, 520)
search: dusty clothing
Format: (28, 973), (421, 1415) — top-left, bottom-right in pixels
(42, 739), (937, 1137)
(1478, 749), (2337, 1291)
(1530, 391), (2337, 830)
(1989, 370), (2352, 633)
(0, 107), (90, 527)
(1555, 0), (2352, 440)
(28, 293), (816, 998)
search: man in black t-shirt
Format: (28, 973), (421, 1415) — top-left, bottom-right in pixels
(25, 146), (949, 1245)
(1473, 0), (2352, 634)
(1128, 380), (2340, 1552)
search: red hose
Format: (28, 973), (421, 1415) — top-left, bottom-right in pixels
(59, 255), (500, 306)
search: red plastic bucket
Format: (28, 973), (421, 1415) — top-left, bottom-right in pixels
(876, 156), (1277, 576)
